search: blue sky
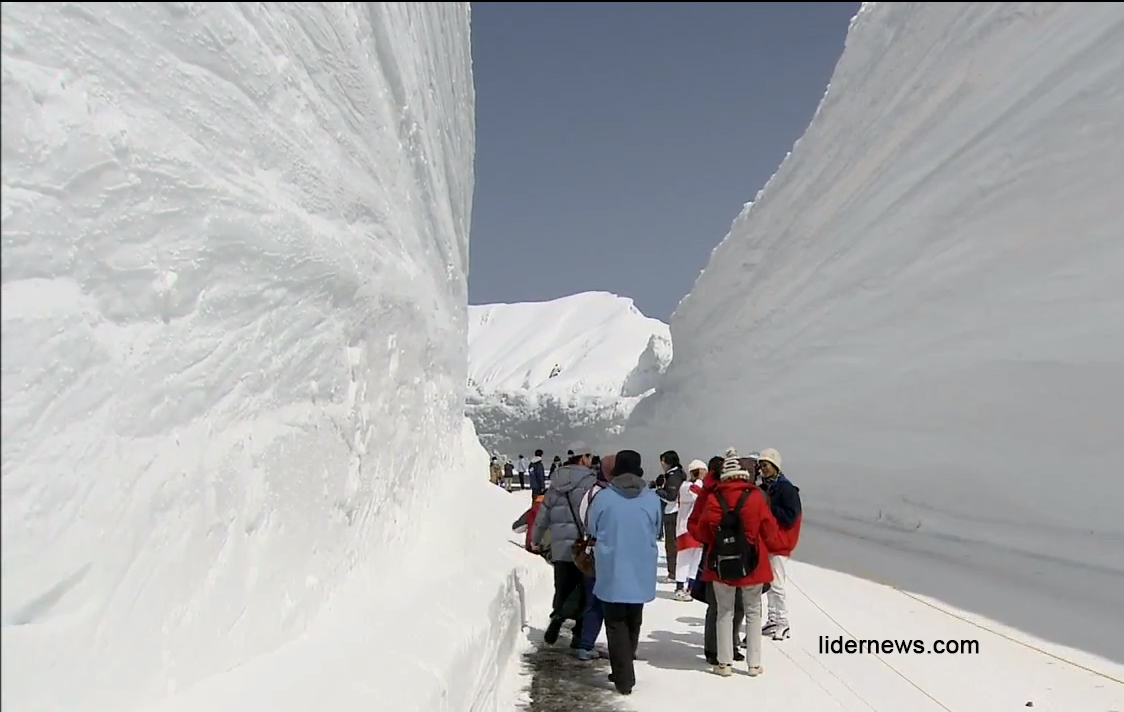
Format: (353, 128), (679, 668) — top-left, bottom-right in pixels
(468, 1), (859, 321)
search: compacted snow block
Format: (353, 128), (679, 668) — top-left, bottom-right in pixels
(625, 1), (1124, 661)
(1, 3), (526, 711)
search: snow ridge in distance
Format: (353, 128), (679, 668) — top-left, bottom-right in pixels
(0, 4), (523, 712)
(626, 1), (1124, 657)
(467, 291), (671, 456)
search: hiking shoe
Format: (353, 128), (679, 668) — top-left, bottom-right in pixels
(773, 624), (790, 640)
(761, 622), (778, 637)
(712, 663), (734, 677)
(748, 665), (764, 677)
(575, 648), (601, 661)
(543, 618), (563, 645)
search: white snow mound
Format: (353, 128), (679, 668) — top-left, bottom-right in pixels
(627, 3), (1124, 586)
(467, 291), (670, 455)
(2, 4), (540, 711)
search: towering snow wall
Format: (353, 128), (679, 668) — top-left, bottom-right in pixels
(1, 4), (505, 711)
(626, 1), (1124, 648)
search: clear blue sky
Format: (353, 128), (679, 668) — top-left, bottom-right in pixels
(467, 1), (859, 320)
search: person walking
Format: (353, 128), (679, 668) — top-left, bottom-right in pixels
(587, 450), (662, 696)
(516, 455), (529, 490)
(531, 443), (598, 647)
(573, 453), (615, 661)
(528, 449), (548, 497)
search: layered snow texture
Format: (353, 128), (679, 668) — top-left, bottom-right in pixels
(626, 1), (1124, 655)
(467, 291), (670, 456)
(1, 4), (519, 711)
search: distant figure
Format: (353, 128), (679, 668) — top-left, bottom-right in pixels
(587, 449), (662, 696)
(528, 449), (547, 497)
(549, 455), (562, 477)
(503, 460), (515, 491)
(489, 457), (502, 486)
(516, 454), (529, 490)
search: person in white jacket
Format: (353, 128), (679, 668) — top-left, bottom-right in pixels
(673, 460), (708, 601)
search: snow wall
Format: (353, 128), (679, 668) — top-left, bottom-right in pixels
(3, 4), (538, 711)
(625, 2), (1124, 659)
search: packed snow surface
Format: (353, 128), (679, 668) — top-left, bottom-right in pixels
(1, 3), (538, 711)
(515, 544), (1124, 712)
(625, 2), (1124, 661)
(467, 291), (670, 456)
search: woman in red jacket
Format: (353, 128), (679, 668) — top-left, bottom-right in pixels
(693, 448), (785, 678)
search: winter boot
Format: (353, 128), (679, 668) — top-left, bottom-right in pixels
(543, 617), (563, 645)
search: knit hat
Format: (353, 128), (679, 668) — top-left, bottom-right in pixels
(758, 448), (782, 471)
(720, 447), (751, 480)
(687, 459), (707, 473)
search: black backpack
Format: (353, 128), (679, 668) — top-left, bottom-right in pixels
(708, 488), (759, 581)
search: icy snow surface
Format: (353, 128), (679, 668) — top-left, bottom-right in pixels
(625, 2), (1124, 662)
(2, 3), (540, 711)
(467, 291), (670, 456)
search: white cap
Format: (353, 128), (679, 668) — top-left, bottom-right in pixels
(687, 459), (707, 472)
(758, 448), (782, 470)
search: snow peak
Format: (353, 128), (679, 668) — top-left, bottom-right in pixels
(818, 636), (980, 655)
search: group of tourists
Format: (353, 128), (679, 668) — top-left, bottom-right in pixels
(511, 441), (803, 695)
(489, 450), (576, 495)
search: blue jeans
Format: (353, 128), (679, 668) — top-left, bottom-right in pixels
(579, 575), (604, 650)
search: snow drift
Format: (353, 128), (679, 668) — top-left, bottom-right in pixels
(467, 291), (670, 456)
(625, 2), (1124, 660)
(2, 3), (539, 710)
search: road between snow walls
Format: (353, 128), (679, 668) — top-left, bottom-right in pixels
(508, 538), (1124, 712)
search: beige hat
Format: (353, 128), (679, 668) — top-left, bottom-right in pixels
(758, 448), (782, 470)
(687, 459), (707, 472)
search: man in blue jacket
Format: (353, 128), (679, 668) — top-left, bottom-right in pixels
(587, 449), (662, 696)
(528, 448), (547, 497)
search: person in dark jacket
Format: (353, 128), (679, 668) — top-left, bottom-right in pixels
(656, 450), (687, 580)
(531, 442), (597, 647)
(756, 448), (801, 640)
(528, 449), (547, 497)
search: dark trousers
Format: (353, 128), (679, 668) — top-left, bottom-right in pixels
(704, 581), (743, 658)
(662, 513), (678, 578)
(518, 472), (526, 489)
(603, 602), (644, 692)
(551, 561), (585, 636)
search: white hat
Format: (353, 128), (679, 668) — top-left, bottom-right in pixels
(758, 448), (782, 470)
(687, 459), (707, 472)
